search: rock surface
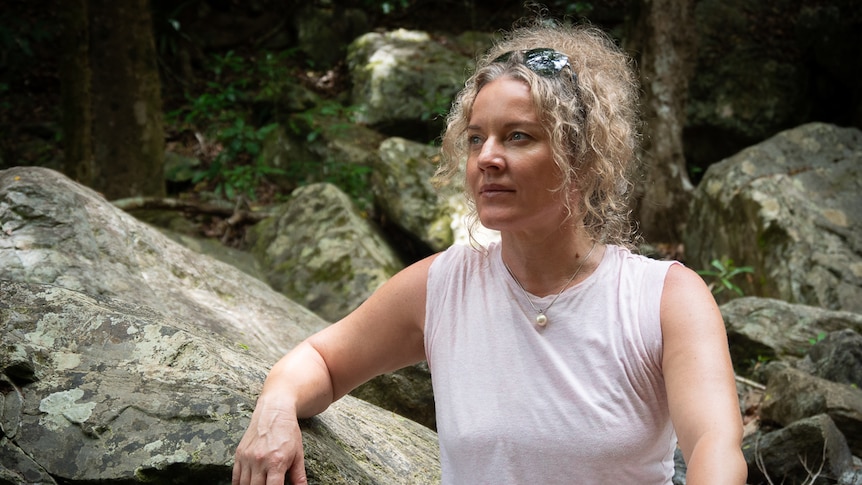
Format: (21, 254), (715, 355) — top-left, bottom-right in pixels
(0, 280), (440, 484)
(373, 137), (454, 252)
(0, 167), (441, 484)
(347, 29), (475, 137)
(0, 166), (324, 364)
(685, 0), (862, 169)
(742, 414), (854, 485)
(247, 182), (403, 323)
(721, 296), (862, 369)
(759, 363), (862, 456)
(686, 122), (862, 312)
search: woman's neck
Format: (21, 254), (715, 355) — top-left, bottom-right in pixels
(499, 226), (603, 297)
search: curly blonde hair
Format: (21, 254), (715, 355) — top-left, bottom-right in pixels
(437, 21), (641, 247)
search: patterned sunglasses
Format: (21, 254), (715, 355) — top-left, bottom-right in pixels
(493, 48), (578, 83)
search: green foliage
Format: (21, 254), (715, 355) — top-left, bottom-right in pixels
(808, 331), (827, 346)
(697, 257), (754, 297)
(191, 120), (282, 200)
(562, 1), (594, 17)
(167, 48), (373, 207)
(286, 101), (373, 209)
(167, 50), (298, 202)
(419, 89), (452, 122)
(745, 353), (773, 374)
(254, 50), (300, 101)
(280, 156), (373, 210)
(323, 160), (373, 210)
(287, 100), (360, 143)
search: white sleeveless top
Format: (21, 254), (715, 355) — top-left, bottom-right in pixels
(424, 242), (678, 484)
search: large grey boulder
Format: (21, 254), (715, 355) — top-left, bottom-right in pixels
(0, 166), (323, 364)
(347, 29), (473, 134)
(373, 137), (461, 252)
(246, 182), (404, 323)
(0, 280), (441, 484)
(685, 122), (862, 312)
(0, 167), (442, 483)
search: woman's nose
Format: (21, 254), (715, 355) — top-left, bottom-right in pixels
(476, 138), (504, 171)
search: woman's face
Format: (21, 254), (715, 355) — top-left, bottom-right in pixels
(466, 77), (567, 234)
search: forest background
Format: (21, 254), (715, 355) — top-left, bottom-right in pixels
(1, 0), (860, 260)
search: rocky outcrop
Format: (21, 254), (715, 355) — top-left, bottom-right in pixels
(759, 363), (862, 456)
(743, 414), (856, 485)
(721, 297), (862, 483)
(0, 280), (440, 485)
(685, 0), (862, 170)
(686, 122), (862, 482)
(247, 182), (403, 323)
(722, 297), (862, 369)
(685, 122), (862, 313)
(0, 167), (440, 484)
(372, 137), (499, 252)
(0, 166), (323, 364)
(346, 29), (475, 138)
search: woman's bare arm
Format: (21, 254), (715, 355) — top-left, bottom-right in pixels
(232, 254), (437, 485)
(661, 264), (747, 485)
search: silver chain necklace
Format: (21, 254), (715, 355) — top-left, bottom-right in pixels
(503, 242), (597, 327)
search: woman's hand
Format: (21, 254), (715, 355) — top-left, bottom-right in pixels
(232, 398), (307, 485)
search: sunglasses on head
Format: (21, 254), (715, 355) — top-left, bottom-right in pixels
(493, 48), (578, 83)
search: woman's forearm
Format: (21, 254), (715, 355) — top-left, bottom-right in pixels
(259, 340), (336, 419)
(684, 432), (747, 485)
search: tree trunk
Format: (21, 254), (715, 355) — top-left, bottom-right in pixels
(89, 0), (165, 199)
(60, 0), (94, 186)
(627, 0), (696, 244)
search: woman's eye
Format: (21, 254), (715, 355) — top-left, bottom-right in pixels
(468, 135), (482, 145)
(510, 132), (528, 141)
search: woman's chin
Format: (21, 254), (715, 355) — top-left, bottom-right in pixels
(475, 213), (505, 231)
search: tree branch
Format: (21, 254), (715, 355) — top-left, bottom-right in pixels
(111, 197), (271, 224)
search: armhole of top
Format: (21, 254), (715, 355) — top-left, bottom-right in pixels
(648, 260), (682, 366)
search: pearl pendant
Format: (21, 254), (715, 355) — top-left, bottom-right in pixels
(535, 312), (548, 327)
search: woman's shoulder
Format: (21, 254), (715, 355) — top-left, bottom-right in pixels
(599, 245), (681, 291)
(605, 244), (679, 269)
(433, 241), (498, 267)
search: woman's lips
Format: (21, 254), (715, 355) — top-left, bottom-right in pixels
(479, 184), (514, 196)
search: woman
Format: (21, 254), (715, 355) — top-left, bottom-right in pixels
(233, 22), (746, 485)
